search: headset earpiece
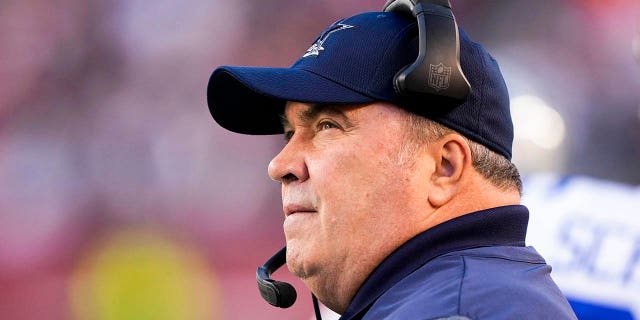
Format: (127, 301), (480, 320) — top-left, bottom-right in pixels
(384, 0), (470, 100)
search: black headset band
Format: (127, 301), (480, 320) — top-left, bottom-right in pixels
(384, 0), (470, 100)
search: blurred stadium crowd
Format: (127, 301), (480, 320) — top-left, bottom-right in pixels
(0, 0), (638, 319)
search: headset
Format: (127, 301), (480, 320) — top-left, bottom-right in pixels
(385, 0), (470, 100)
(256, 246), (297, 308)
(255, 1), (468, 319)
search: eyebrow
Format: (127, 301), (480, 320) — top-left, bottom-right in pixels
(279, 103), (353, 129)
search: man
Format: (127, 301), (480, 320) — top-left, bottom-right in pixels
(206, 6), (577, 320)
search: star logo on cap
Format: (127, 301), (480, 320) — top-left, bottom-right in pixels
(303, 22), (354, 58)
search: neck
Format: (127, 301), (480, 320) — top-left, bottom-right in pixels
(423, 176), (521, 234)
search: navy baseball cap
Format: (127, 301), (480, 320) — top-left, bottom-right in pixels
(207, 11), (513, 159)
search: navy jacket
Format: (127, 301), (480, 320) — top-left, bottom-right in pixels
(339, 205), (577, 320)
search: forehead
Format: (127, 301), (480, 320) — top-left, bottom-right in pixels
(285, 101), (351, 115)
(284, 101), (392, 119)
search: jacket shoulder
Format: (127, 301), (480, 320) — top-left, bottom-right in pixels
(363, 247), (577, 320)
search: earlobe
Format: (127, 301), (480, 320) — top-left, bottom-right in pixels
(427, 135), (471, 208)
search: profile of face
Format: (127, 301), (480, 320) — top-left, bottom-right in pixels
(267, 101), (435, 311)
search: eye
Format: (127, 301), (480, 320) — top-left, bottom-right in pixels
(317, 121), (338, 131)
(284, 130), (294, 142)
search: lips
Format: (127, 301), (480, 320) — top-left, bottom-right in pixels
(283, 204), (316, 217)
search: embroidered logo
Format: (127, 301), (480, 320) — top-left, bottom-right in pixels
(428, 63), (452, 91)
(303, 21), (354, 58)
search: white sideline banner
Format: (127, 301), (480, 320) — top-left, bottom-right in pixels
(524, 174), (640, 319)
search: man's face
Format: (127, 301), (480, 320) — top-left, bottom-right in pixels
(267, 101), (433, 308)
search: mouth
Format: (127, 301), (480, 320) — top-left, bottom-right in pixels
(284, 204), (316, 217)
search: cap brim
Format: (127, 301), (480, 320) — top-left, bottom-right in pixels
(207, 66), (375, 135)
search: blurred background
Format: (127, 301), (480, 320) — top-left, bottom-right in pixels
(0, 0), (639, 319)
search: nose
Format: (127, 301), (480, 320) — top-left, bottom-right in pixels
(268, 138), (309, 184)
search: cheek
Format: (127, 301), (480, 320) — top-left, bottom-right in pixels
(313, 142), (406, 222)
(312, 145), (372, 201)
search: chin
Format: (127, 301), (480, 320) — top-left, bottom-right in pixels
(286, 246), (318, 280)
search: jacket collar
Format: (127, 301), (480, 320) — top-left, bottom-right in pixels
(339, 205), (529, 320)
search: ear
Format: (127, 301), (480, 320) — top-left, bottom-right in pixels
(427, 134), (472, 208)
